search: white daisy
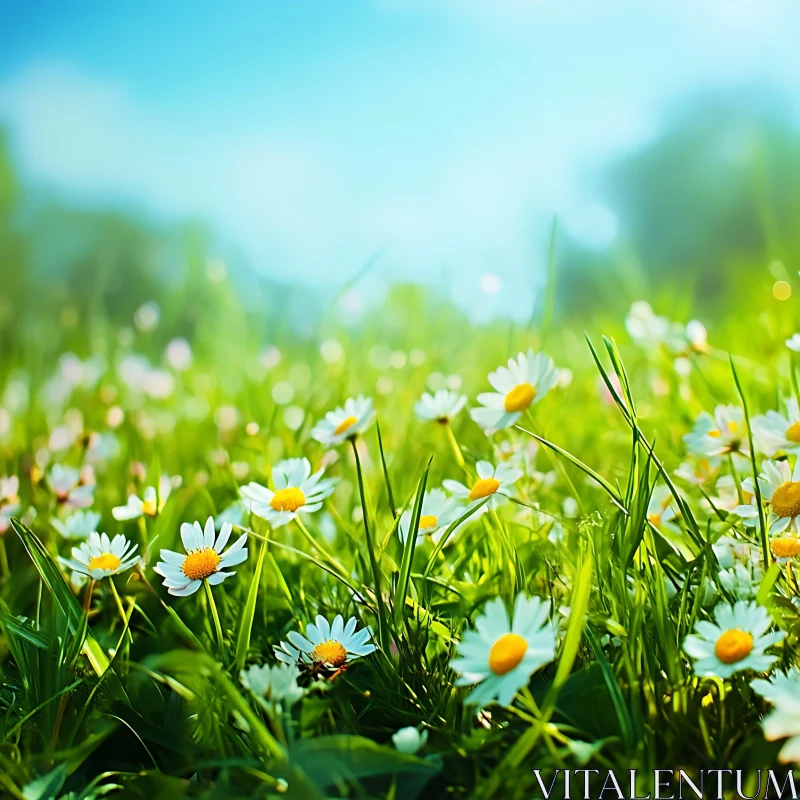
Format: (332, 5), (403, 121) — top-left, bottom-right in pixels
(683, 405), (747, 458)
(786, 334), (800, 353)
(752, 398), (800, 457)
(60, 532), (139, 581)
(0, 475), (21, 535)
(398, 488), (462, 545)
(48, 464), (95, 510)
(414, 389), (467, 424)
(240, 662), (305, 711)
(274, 614), (376, 672)
(626, 301), (676, 350)
(112, 474), (175, 521)
(450, 594), (557, 708)
(718, 562), (763, 601)
(52, 509), (101, 540)
(153, 517), (248, 597)
(770, 534), (800, 564)
(311, 395), (375, 447)
(734, 459), (800, 536)
(240, 458), (337, 528)
(443, 461), (522, 513)
(674, 456), (720, 487)
(470, 349), (559, 432)
(751, 669), (800, 763)
(683, 600), (783, 679)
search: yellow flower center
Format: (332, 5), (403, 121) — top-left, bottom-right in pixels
(772, 481), (800, 518)
(648, 513), (662, 527)
(469, 477), (500, 502)
(142, 499), (158, 516)
(313, 640), (348, 667)
(708, 430), (721, 439)
(181, 547), (221, 580)
(787, 422), (800, 443)
(714, 629), (753, 664)
(419, 514), (438, 530)
(489, 633), (528, 675)
(87, 553), (121, 572)
(772, 537), (800, 559)
(333, 415), (358, 436)
(503, 383), (537, 413)
(270, 487), (306, 512)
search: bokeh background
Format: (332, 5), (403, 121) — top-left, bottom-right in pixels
(2, 0), (800, 343)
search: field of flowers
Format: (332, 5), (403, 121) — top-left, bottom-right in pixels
(2, 268), (800, 798)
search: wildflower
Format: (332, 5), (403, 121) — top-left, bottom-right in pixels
(674, 457), (719, 487)
(311, 395), (375, 446)
(60, 532), (139, 581)
(770, 535), (800, 564)
(0, 476), (21, 535)
(154, 518), (248, 597)
(240, 662), (305, 711)
(683, 600), (783, 679)
(470, 350), (559, 432)
(274, 614), (375, 672)
(392, 726), (428, 754)
(751, 669), (800, 763)
(450, 594), (557, 708)
(752, 398), (800, 457)
(683, 405), (746, 458)
(241, 458), (337, 528)
(112, 475), (175, 521)
(52, 509), (101, 540)
(398, 488), (462, 545)
(787, 334), (800, 352)
(443, 461), (521, 512)
(734, 459), (800, 535)
(47, 464), (94, 510)
(414, 389), (467, 424)
(719, 562), (763, 600)
(626, 301), (675, 350)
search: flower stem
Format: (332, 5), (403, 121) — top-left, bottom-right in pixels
(109, 578), (133, 644)
(294, 517), (348, 577)
(137, 515), (149, 560)
(0, 538), (8, 580)
(444, 423), (466, 470)
(204, 580), (225, 661)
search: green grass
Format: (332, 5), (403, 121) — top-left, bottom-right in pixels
(1, 267), (799, 799)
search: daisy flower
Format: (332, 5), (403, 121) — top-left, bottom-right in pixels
(392, 727), (428, 755)
(683, 405), (746, 458)
(450, 594), (557, 708)
(112, 475), (175, 521)
(734, 459), (800, 535)
(240, 662), (305, 711)
(770, 534), (800, 564)
(683, 600), (783, 679)
(153, 517), (248, 597)
(674, 456), (719, 487)
(60, 532), (139, 581)
(0, 476), (21, 535)
(52, 509), (101, 540)
(786, 334), (800, 353)
(311, 395), (375, 447)
(751, 669), (800, 763)
(414, 389), (467, 424)
(274, 614), (376, 672)
(443, 461), (522, 513)
(398, 488), (462, 545)
(240, 458), (337, 528)
(48, 464), (95, 510)
(470, 349), (559, 432)
(752, 398), (800, 457)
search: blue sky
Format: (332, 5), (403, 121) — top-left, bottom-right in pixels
(2, 0), (800, 319)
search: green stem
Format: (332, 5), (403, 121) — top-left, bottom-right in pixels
(137, 515), (149, 559)
(108, 578), (133, 644)
(350, 437), (390, 652)
(294, 517), (348, 577)
(204, 580), (225, 661)
(443, 423), (466, 471)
